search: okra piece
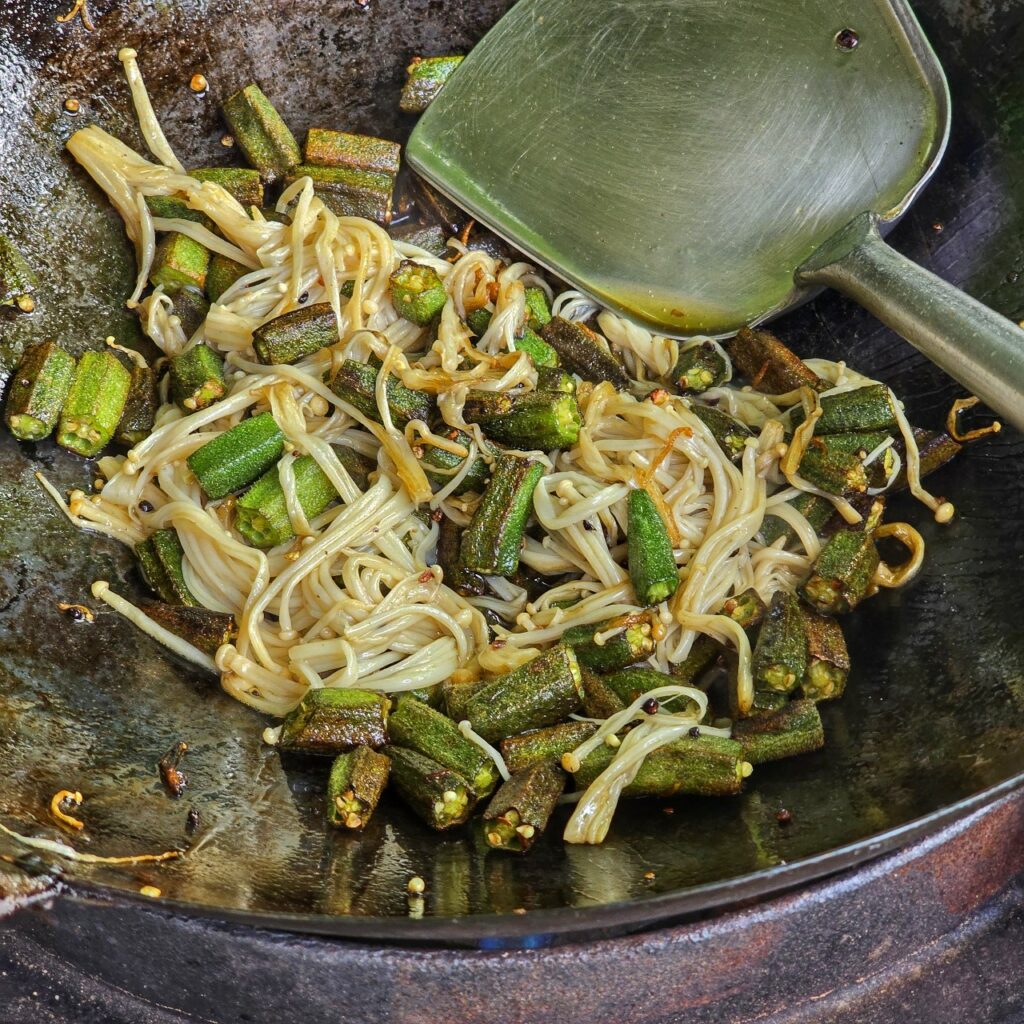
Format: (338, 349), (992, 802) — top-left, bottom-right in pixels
(416, 427), (493, 496)
(800, 604), (851, 700)
(144, 195), (213, 229)
(400, 55), (465, 113)
(464, 643), (584, 742)
(326, 358), (434, 428)
(893, 428), (961, 492)
(792, 384), (898, 434)
(252, 303), (338, 365)
(191, 167), (264, 208)
(729, 327), (828, 394)
(150, 232), (210, 294)
(667, 635), (723, 688)
(562, 611), (656, 673)
(749, 689), (790, 716)
(672, 341), (728, 394)
(116, 363), (159, 446)
(390, 222), (448, 257)
(285, 164), (394, 224)
(279, 688), (391, 755)
(627, 487), (679, 605)
(334, 444), (376, 492)
(171, 286), (211, 339)
(460, 454), (544, 577)
(760, 492), (834, 546)
(500, 720), (597, 774)
(136, 529), (198, 606)
(222, 83), (301, 184)
(800, 528), (880, 615)
(236, 454), (340, 548)
(732, 699), (824, 764)
(169, 344), (225, 411)
(466, 307), (560, 366)
(524, 287), (552, 331)
(602, 667), (704, 715)
(56, 350), (131, 457)
(5, 341), (75, 441)
(186, 411), (285, 499)
(689, 402), (753, 462)
(535, 366), (574, 393)
(0, 233), (38, 311)
(442, 678), (485, 722)
(389, 695), (500, 797)
(752, 591), (808, 694)
(797, 438), (868, 495)
(326, 745), (390, 830)
(386, 745), (476, 829)
(462, 388), (581, 449)
(140, 602), (237, 656)
(206, 254), (248, 302)
(407, 685), (444, 708)
(722, 588), (768, 631)
(540, 317), (630, 390)
(437, 513), (486, 596)
(574, 734), (748, 798)
(390, 261), (447, 326)
(305, 129), (401, 176)
(581, 668), (628, 719)
(482, 762), (565, 853)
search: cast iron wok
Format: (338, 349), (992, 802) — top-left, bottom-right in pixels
(0, 0), (1022, 947)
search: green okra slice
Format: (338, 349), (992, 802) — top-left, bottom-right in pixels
(436, 513), (486, 596)
(57, 350), (131, 457)
(467, 307), (560, 367)
(406, 684), (444, 709)
(388, 695), (500, 797)
(116, 364), (159, 446)
(797, 438), (869, 496)
(562, 611), (657, 673)
(150, 232), (210, 294)
(748, 689), (790, 716)
(186, 411), (285, 499)
(415, 426), (493, 496)
(752, 591), (808, 694)
(722, 588), (768, 631)
(792, 384), (898, 434)
(524, 287), (552, 331)
(222, 84), (301, 184)
(136, 529), (198, 606)
(535, 366), (574, 393)
(252, 302), (338, 365)
(760, 492), (834, 546)
(500, 720), (597, 774)
(236, 454), (340, 548)
(729, 326), (828, 394)
(171, 286), (211, 339)
(0, 233), (39, 311)
(459, 454), (544, 577)
(581, 669), (629, 719)
(326, 358), (434, 428)
(800, 604), (851, 700)
(800, 528), (880, 615)
(464, 643), (584, 742)
(600, 667), (704, 716)
(482, 761), (565, 853)
(689, 402), (753, 462)
(442, 678), (486, 723)
(144, 195), (214, 230)
(390, 222), (448, 257)
(326, 745), (390, 830)
(190, 167), (264, 208)
(390, 261), (447, 326)
(304, 129), (401, 176)
(627, 487), (679, 605)
(400, 55), (465, 113)
(461, 388), (581, 449)
(672, 341), (729, 394)
(285, 164), (394, 224)
(206, 254), (248, 303)
(279, 688), (391, 755)
(334, 444), (376, 492)
(169, 344), (226, 412)
(386, 745), (476, 830)
(732, 699), (824, 764)
(5, 341), (75, 441)
(140, 602), (237, 656)
(667, 634), (723, 687)
(540, 316), (630, 390)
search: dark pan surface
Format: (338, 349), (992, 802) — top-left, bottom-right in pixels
(0, 0), (1022, 945)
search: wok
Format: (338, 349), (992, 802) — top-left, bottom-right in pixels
(0, 0), (1022, 948)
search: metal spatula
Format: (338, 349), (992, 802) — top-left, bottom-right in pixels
(407, 0), (1024, 430)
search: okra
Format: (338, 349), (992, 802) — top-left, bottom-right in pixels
(326, 745), (390, 830)
(437, 513), (485, 596)
(500, 720), (597, 774)
(285, 164), (394, 224)
(760, 492), (834, 546)
(115, 364), (159, 446)
(171, 286), (211, 339)
(627, 487), (679, 605)
(466, 307), (560, 366)
(169, 344), (225, 411)
(334, 444), (376, 492)
(482, 762), (565, 853)
(400, 55), (465, 113)
(893, 428), (961, 492)
(668, 635), (724, 688)
(386, 745), (476, 830)
(464, 643), (584, 742)
(140, 602), (237, 656)
(415, 427), (493, 496)
(206, 254), (248, 302)
(5, 341), (75, 441)
(562, 611), (656, 673)
(581, 668), (628, 719)
(57, 350), (131, 456)
(524, 287), (552, 331)
(136, 529), (198, 606)
(406, 684), (444, 709)
(236, 454), (339, 548)
(389, 695), (500, 797)
(252, 303), (338, 365)
(391, 222), (448, 257)
(722, 588), (768, 631)
(800, 528), (880, 615)
(752, 591), (808, 694)
(540, 317), (630, 390)
(222, 84), (301, 184)
(279, 688), (391, 755)
(792, 384), (898, 434)
(601, 667), (704, 715)
(442, 678), (485, 722)
(749, 689), (790, 715)
(729, 327), (828, 394)
(535, 366), (574, 393)
(672, 341), (728, 394)
(150, 232), (210, 294)
(689, 402), (753, 462)
(326, 358), (434, 428)
(186, 411), (285, 499)
(797, 438), (868, 495)
(144, 195), (213, 230)
(459, 454), (544, 577)
(732, 699), (824, 764)
(390, 261), (447, 326)
(800, 605), (851, 700)
(305, 129), (401, 176)
(461, 388), (581, 449)
(191, 166), (264, 208)
(0, 233), (38, 311)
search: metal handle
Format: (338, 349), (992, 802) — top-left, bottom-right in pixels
(796, 212), (1024, 432)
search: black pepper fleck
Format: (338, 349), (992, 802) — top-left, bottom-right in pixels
(139, 500), (154, 513)
(642, 698), (660, 715)
(298, 291), (309, 303)
(688, 726), (701, 738)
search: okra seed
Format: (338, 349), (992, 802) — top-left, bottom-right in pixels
(442, 789), (458, 803)
(139, 885), (162, 898)
(642, 698), (660, 715)
(407, 875), (426, 894)
(605, 734), (620, 748)
(776, 808), (793, 825)
(189, 73), (208, 94)
(220, 133), (234, 147)
(487, 831), (503, 846)
(63, 97), (80, 114)
(643, 871), (656, 880)
(516, 825), (535, 839)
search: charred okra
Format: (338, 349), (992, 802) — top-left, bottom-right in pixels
(442, 678), (485, 722)
(436, 513), (486, 596)
(136, 529), (198, 606)
(304, 129), (402, 175)
(415, 427), (493, 496)
(500, 720), (597, 774)
(732, 699), (824, 764)
(792, 384), (898, 434)
(191, 166), (264, 207)
(581, 669), (629, 718)
(461, 388), (581, 450)
(729, 327), (828, 394)
(252, 303), (338, 365)
(400, 55), (465, 113)
(627, 488), (679, 605)
(752, 591), (808, 694)
(800, 605), (850, 700)
(390, 261), (447, 326)
(140, 602), (237, 656)
(285, 164), (394, 224)
(893, 428), (961, 491)
(144, 195), (214, 229)
(326, 745), (390, 829)
(169, 344), (225, 411)
(800, 528), (880, 615)
(186, 411), (286, 499)
(689, 402), (753, 462)
(760, 492), (834, 546)
(150, 232), (210, 293)
(668, 635), (724, 687)
(171, 286), (211, 339)
(116, 363), (159, 446)
(222, 84), (301, 184)
(57, 350), (131, 457)
(797, 437), (869, 495)
(722, 589), (768, 631)
(206, 254), (248, 302)
(326, 358), (434, 428)
(562, 611), (657, 673)
(482, 762), (565, 853)
(279, 688), (391, 755)
(5, 341), (75, 441)
(0, 233), (38, 311)
(672, 341), (728, 393)
(386, 745), (476, 830)
(390, 222), (449, 257)
(540, 317), (630, 390)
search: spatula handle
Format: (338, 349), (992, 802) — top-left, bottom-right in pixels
(796, 212), (1024, 432)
